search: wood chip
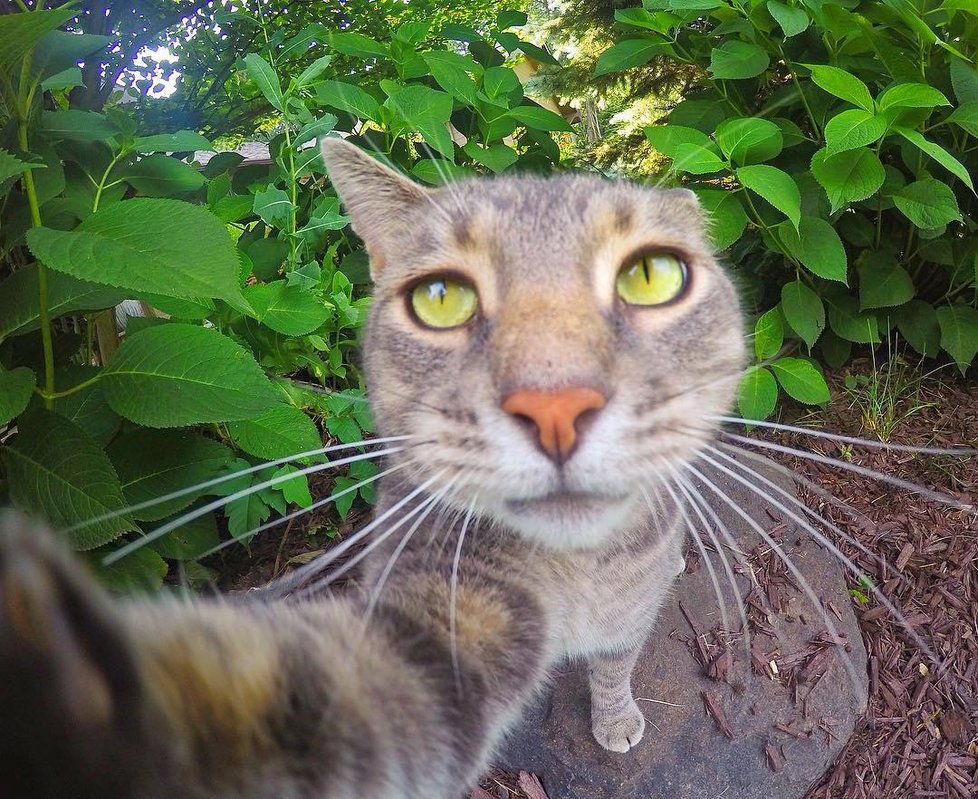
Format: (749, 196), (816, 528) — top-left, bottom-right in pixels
(701, 691), (734, 740)
(517, 772), (550, 799)
(766, 743), (786, 773)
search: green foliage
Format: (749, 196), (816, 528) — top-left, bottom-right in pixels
(602, 0), (978, 418)
(0, 3), (562, 589)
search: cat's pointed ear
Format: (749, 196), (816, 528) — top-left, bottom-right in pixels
(320, 137), (428, 272)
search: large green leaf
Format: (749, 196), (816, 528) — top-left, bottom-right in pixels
(936, 305), (978, 374)
(243, 53), (284, 111)
(737, 165), (801, 229)
(810, 147), (885, 212)
(424, 51), (481, 104)
(826, 293), (880, 343)
(824, 110), (887, 154)
(101, 324), (281, 427)
(754, 307), (784, 360)
(0, 148), (43, 183)
(0, 366), (35, 426)
(737, 366), (778, 421)
(40, 110), (119, 143)
(645, 125), (713, 157)
(895, 128), (975, 191)
(594, 39), (665, 76)
(949, 57), (978, 104)
(134, 130), (212, 153)
(767, 1), (809, 36)
(122, 155), (206, 196)
(505, 105), (574, 132)
(252, 185), (293, 228)
(803, 64), (874, 111)
(315, 80), (380, 120)
(715, 117), (783, 165)
(780, 280), (825, 348)
(895, 300), (941, 357)
(384, 84), (455, 158)
(25, 199), (247, 307)
(0, 7), (78, 77)
(709, 40), (769, 79)
(3, 410), (135, 550)
(695, 189), (748, 249)
(770, 357), (830, 404)
(892, 180), (961, 228)
(0, 263), (126, 341)
(46, 365), (120, 447)
(857, 251), (915, 310)
(948, 101), (978, 137)
(243, 280), (329, 335)
(777, 217), (848, 283)
(227, 404), (324, 462)
(85, 546), (168, 593)
(108, 430), (234, 522)
(149, 512), (220, 561)
(671, 144), (727, 174)
(329, 31), (388, 59)
(877, 83), (950, 111)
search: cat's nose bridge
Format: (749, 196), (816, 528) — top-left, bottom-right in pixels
(502, 387), (607, 463)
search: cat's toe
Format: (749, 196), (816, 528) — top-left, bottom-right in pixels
(591, 700), (646, 753)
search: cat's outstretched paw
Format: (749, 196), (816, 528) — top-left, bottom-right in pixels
(591, 699), (645, 753)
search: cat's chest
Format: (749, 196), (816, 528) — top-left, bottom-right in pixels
(538, 520), (685, 659)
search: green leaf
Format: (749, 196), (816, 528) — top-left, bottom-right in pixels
(781, 280), (825, 348)
(818, 329), (852, 369)
(645, 125), (713, 157)
(411, 159), (477, 185)
(424, 51), (481, 104)
(777, 217), (848, 283)
(715, 117), (783, 165)
(3, 410), (135, 550)
(949, 57), (978, 104)
(293, 54), (332, 89)
(936, 305), (978, 374)
(948, 101), (978, 138)
(767, 1), (809, 36)
(894, 127), (975, 191)
(594, 39), (665, 76)
(269, 465), (313, 508)
(315, 80), (380, 121)
(86, 546), (168, 593)
(227, 404), (324, 462)
(895, 299), (941, 357)
(482, 66), (521, 100)
(857, 251), (915, 310)
(497, 10), (529, 28)
(0, 7), (78, 77)
(826, 293), (880, 343)
(463, 141), (518, 172)
(26, 199), (247, 307)
(0, 263), (126, 341)
(803, 64), (875, 112)
(736, 165), (801, 229)
(101, 324), (281, 427)
(737, 367), (778, 421)
(694, 189), (748, 249)
(40, 110), (119, 143)
(134, 131), (212, 153)
(46, 365), (120, 447)
(243, 280), (329, 335)
(505, 105), (574, 132)
(877, 83), (950, 111)
(108, 430), (233, 522)
(671, 143), (728, 174)
(122, 155), (206, 196)
(384, 84), (455, 158)
(770, 357), (830, 404)
(0, 148), (43, 183)
(810, 147), (885, 212)
(243, 53), (284, 111)
(295, 115), (339, 148)
(252, 185), (293, 228)
(754, 307), (784, 360)
(149, 513), (220, 561)
(824, 109), (888, 154)
(328, 31), (388, 59)
(892, 180), (961, 228)
(0, 366), (35, 426)
(709, 40), (769, 79)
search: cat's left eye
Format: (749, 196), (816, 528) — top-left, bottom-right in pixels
(409, 277), (478, 329)
(616, 253), (687, 306)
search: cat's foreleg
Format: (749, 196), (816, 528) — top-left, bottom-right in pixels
(587, 643), (646, 753)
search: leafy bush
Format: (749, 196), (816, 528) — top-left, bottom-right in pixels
(597, 0), (978, 420)
(0, 5), (565, 589)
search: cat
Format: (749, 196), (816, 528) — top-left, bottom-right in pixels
(1, 137), (955, 798)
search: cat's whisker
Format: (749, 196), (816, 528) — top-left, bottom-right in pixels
(697, 445), (950, 677)
(74, 435), (421, 533)
(102, 446), (410, 566)
(450, 495), (479, 694)
(279, 470), (449, 598)
(710, 415), (978, 456)
(719, 432), (976, 512)
(686, 462), (869, 705)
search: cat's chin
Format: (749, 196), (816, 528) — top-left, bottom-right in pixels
(496, 490), (640, 550)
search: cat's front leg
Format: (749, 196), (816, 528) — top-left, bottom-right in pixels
(587, 644), (646, 753)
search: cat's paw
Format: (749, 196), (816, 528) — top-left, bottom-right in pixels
(591, 699), (645, 753)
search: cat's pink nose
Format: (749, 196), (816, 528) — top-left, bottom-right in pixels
(502, 387), (606, 462)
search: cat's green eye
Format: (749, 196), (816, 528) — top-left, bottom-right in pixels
(410, 277), (478, 329)
(616, 253), (687, 306)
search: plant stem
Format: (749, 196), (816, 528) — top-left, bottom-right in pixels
(34, 373), (103, 401)
(93, 150), (126, 212)
(18, 118), (55, 409)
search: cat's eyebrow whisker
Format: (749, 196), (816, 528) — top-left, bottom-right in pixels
(281, 469), (450, 598)
(102, 446), (410, 566)
(686, 462), (869, 706)
(710, 415), (978, 456)
(697, 445), (950, 677)
(718, 431), (976, 513)
(450, 495), (479, 695)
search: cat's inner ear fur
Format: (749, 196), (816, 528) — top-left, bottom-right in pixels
(320, 137), (428, 273)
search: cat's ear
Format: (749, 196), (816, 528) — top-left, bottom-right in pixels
(320, 137), (428, 272)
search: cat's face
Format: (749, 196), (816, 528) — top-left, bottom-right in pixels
(322, 139), (746, 549)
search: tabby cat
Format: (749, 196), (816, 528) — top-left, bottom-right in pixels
(1, 136), (759, 798)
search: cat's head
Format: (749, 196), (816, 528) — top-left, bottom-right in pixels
(322, 138), (746, 550)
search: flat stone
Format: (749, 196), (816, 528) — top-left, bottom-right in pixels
(497, 456), (869, 799)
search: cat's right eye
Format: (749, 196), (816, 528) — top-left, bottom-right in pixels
(409, 277), (478, 329)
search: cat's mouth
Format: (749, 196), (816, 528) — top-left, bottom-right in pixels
(506, 490), (625, 517)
